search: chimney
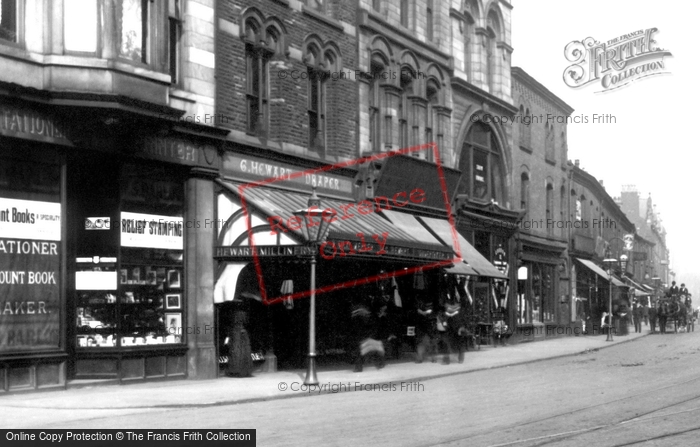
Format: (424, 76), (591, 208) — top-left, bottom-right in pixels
(574, 159), (580, 167)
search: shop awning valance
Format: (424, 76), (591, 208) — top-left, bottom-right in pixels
(217, 181), (452, 261)
(417, 216), (507, 279)
(576, 258), (626, 287)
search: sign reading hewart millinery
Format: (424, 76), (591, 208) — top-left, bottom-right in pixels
(563, 27), (672, 93)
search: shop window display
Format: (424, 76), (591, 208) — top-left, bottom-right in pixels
(73, 163), (185, 349)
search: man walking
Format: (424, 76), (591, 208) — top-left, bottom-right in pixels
(648, 301), (658, 334)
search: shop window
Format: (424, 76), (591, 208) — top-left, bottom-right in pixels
(64, 0), (98, 53)
(0, 0), (17, 42)
(168, 0), (182, 85)
(119, 0), (150, 64)
(458, 121), (504, 204)
(73, 163), (185, 350)
(0, 153), (62, 354)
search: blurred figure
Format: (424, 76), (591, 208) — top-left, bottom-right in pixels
(351, 296), (384, 373)
(227, 309), (253, 377)
(415, 298), (437, 363)
(633, 301), (642, 333)
(648, 301), (658, 334)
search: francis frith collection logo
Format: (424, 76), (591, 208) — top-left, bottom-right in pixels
(563, 27), (672, 93)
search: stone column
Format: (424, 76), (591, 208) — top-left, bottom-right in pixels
(185, 167), (218, 380)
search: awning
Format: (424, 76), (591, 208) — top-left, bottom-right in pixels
(576, 258), (626, 287)
(217, 181), (452, 261)
(418, 216), (507, 279)
(641, 284), (654, 292)
(634, 289), (650, 297)
(382, 210), (478, 275)
(625, 277), (647, 292)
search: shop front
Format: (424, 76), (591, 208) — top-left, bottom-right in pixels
(574, 258), (629, 335)
(0, 96), (226, 392)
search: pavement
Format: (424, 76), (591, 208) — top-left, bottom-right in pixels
(0, 330), (649, 413)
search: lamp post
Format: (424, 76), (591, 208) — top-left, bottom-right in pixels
(293, 188), (332, 386)
(602, 238), (629, 341)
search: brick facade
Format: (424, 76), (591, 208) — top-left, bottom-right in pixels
(216, 0), (358, 162)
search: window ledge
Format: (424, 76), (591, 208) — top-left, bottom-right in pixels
(545, 157), (556, 166)
(519, 144), (532, 154)
(302, 6), (344, 32)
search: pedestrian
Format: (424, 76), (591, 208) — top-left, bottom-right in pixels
(633, 301), (642, 333)
(351, 297), (384, 373)
(227, 308), (253, 377)
(648, 302), (657, 334)
(415, 297), (437, 363)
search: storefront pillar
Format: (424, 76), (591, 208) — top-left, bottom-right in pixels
(185, 168), (218, 379)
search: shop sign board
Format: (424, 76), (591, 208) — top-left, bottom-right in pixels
(223, 153), (355, 197)
(0, 197), (61, 352)
(120, 212), (183, 250)
(0, 104), (72, 146)
(137, 135), (218, 167)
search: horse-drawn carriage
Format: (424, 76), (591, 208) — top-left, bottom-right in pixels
(657, 294), (694, 333)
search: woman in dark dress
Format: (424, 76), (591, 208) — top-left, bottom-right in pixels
(228, 309), (253, 377)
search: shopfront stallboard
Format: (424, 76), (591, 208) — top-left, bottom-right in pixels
(0, 197), (61, 352)
(0, 104), (71, 146)
(223, 153), (355, 198)
(372, 154), (461, 212)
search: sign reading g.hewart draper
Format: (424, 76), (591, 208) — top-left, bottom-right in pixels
(563, 27), (672, 92)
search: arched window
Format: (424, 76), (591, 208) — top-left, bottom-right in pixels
(560, 185), (566, 238)
(426, 0), (434, 41)
(486, 11), (500, 93)
(518, 105), (532, 149)
(457, 120), (504, 204)
(399, 67), (414, 150)
(545, 122), (555, 161)
(400, 0), (409, 27)
(244, 18), (282, 137)
(368, 57), (384, 153)
(305, 40), (338, 155)
(462, 3), (476, 78)
(546, 183), (554, 235)
(520, 172), (530, 221)
(560, 130), (567, 165)
(425, 79), (440, 160)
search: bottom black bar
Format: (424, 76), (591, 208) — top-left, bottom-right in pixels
(2, 430), (256, 446)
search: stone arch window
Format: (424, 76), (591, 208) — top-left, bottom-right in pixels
(462, 0), (478, 78)
(546, 183), (554, 235)
(545, 122), (555, 162)
(457, 120), (505, 204)
(486, 10), (501, 94)
(400, 0), (409, 27)
(398, 66), (415, 150)
(368, 53), (387, 153)
(304, 38), (340, 155)
(519, 104), (532, 149)
(560, 130), (567, 166)
(560, 185), (566, 238)
(426, 0), (434, 42)
(242, 12), (286, 138)
(425, 78), (440, 161)
(520, 172), (530, 221)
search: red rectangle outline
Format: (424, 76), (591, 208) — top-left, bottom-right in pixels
(236, 143), (465, 305)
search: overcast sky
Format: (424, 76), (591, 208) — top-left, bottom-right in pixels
(511, 0), (696, 293)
